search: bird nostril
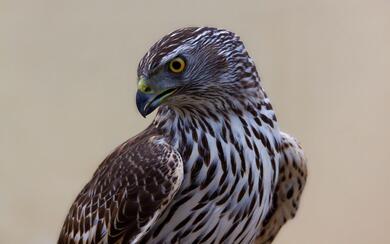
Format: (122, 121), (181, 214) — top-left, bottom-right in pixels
(144, 86), (151, 93)
(138, 79), (153, 94)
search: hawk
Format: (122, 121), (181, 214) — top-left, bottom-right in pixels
(58, 27), (307, 244)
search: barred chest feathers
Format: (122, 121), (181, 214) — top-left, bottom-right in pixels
(142, 100), (282, 243)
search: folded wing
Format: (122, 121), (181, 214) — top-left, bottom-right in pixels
(256, 132), (308, 244)
(58, 135), (183, 244)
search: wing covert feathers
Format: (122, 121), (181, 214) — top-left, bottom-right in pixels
(58, 136), (183, 244)
(256, 132), (308, 244)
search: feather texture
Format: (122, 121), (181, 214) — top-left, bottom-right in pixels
(256, 132), (308, 243)
(58, 27), (307, 244)
(58, 130), (183, 244)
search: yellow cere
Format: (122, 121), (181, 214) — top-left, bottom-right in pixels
(137, 78), (153, 94)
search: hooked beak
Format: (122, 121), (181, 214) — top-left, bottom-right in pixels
(136, 78), (177, 117)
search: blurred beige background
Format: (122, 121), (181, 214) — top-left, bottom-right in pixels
(1, 0), (389, 243)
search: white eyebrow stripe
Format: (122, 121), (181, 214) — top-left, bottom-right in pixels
(159, 44), (192, 65)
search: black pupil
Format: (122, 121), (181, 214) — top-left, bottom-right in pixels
(172, 60), (182, 70)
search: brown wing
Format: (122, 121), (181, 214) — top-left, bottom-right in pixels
(58, 134), (183, 244)
(256, 132), (308, 244)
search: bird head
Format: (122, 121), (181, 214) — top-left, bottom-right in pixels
(136, 27), (261, 117)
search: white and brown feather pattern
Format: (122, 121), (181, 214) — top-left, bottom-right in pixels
(59, 27), (307, 244)
(58, 133), (183, 244)
(135, 99), (282, 243)
(256, 132), (308, 244)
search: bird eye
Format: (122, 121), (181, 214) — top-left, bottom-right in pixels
(168, 57), (186, 73)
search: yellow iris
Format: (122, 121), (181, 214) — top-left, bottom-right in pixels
(168, 57), (186, 73)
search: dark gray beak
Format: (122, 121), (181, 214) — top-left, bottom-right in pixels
(135, 78), (177, 117)
(136, 91), (157, 117)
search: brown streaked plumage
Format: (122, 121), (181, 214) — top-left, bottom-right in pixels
(256, 132), (307, 243)
(58, 130), (183, 244)
(58, 27), (307, 244)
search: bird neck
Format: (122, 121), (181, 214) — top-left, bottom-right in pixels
(152, 92), (281, 154)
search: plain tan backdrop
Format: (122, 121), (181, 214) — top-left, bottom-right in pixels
(1, 0), (389, 243)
